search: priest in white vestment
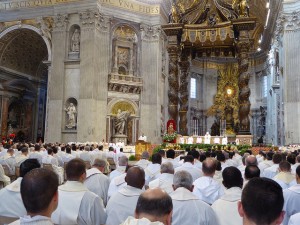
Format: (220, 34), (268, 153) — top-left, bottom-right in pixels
(262, 153), (282, 179)
(164, 149), (180, 169)
(28, 145), (43, 165)
(109, 155), (128, 181)
(204, 132), (211, 144)
(52, 159), (106, 225)
(135, 151), (151, 169)
(145, 153), (162, 185)
(175, 155), (202, 182)
(273, 161), (296, 189)
(291, 156), (300, 174)
(170, 170), (219, 225)
(0, 159), (40, 218)
(84, 159), (109, 206)
(282, 166), (300, 225)
(149, 162), (174, 194)
(0, 164), (10, 186)
(107, 172), (127, 200)
(193, 158), (224, 205)
(106, 167), (145, 225)
(15, 147), (29, 167)
(258, 152), (274, 173)
(9, 168), (59, 225)
(212, 167), (243, 225)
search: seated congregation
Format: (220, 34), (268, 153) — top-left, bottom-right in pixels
(0, 142), (300, 225)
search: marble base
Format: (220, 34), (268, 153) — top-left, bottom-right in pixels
(112, 134), (128, 145)
(236, 135), (253, 146)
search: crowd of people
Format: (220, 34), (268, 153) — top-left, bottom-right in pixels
(0, 142), (299, 225)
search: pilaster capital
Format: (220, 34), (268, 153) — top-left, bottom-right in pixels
(140, 24), (161, 41)
(36, 17), (53, 41)
(79, 9), (111, 32)
(53, 14), (69, 32)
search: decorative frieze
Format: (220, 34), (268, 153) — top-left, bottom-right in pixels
(140, 24), (161, 41)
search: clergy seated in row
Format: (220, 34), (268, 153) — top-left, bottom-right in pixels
(262, 153), (282, 179)
(193, 157), (224, 205)
(282, 165), (300, 225)
(109, 155), (128, 181)
(28, 144), (43, 165)
(106, 166), (145, 225)
(273, 161), (296, 189)
(164, 149), (180, 169)
(42, 148), (64, 184)
(0, 164), (10, 187)
(107, 165), (129, 200)
(84, 159), (109, 206)
(213, 161), (223, 184)
(1, 148), (16, 175)
(149, 162), (174, 194)
(212, 167), (243, 225)
(216, 153), (228, 172)
(238, 178), (284, 225)
(243, 165), (260, 188)
(292, 155), (300, 174)
(145, 153), (162, 185)
(135, 151), (151, 169)
(258, 151), (274, 174)
(15, 147), (29, 167)
(121, 188), (173, 225)
(9, 168), (59, 225)
(60, 146), (76, 163)
(170, 170), (219, 225)
(51, 158), (106, 225)
(0, 159), (40, 218)
(79, 146), (92, 162)
(175, 155), (202, 182)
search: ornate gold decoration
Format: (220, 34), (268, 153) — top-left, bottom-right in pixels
(111, 102), (135, 116)
(114, 25), (137, 41)
(232, 0), (249, 17)
(207, 64), (239, 133)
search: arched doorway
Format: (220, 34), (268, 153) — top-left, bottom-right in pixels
(0, 27), (49, 142)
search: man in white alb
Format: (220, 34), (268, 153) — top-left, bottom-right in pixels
(149, 162), (174, 194)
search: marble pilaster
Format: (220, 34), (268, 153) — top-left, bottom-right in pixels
(1, 96), (9, 137)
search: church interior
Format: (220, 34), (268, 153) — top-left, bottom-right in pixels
(0, 0), (296, 146)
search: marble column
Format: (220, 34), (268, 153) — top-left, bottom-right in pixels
(45, 14), (69, 142)
(1, 96), (9, 138)
(178, 51), (190, 135)
(77, 10), (111, 142)
(25, 101), (33, 140)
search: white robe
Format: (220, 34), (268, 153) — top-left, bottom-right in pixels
(29, 152), (43, 165)
(273, 172), (296, 189)
(145, 164), (161, 185)
(283, 184), (300, 225)
(170, 187), (219, 225)
(0, 177), (26, 217)
(193, 176), (224, 205)
(109, 166), (126, 182)
(149, 173), (174, 194)
(106, 185), (143, 225)
(51, 181), (106, 225)
(258, 160), (274, 173)
(84, 168), (110, 206)
(164, 158), (180, 169)
(121, 217), (164, 225)
(0, 164), (10, 186)
(9, 215), (53, 225)
(262, 163), (279, 179)
(291, 163), (300, 175)
(175, 162), (202, 182)
(288, 212), (300, 225)
(107, 173), (127, 200)
(211, 187), (243, 225)
(135, 159), (151, 169)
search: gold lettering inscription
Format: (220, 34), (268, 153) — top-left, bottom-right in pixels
(0, 0), (80, 10)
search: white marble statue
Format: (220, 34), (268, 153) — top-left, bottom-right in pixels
(65, 103), (77, 128)
(115, 109), (131, 135)
(71, 29), (80, 52)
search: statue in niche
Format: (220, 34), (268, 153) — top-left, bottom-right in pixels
(71, 29), (80, 52)
(114, 109), (131, 135)
(117, 48), (129, 66)
(65, 103), (77, 128)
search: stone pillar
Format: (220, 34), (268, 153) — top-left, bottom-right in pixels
(233, 19), (256, 135)
(1, 96), (9, 137)
(45, 14), (69, 142)
(167, 45), (179, 126)
(77, 10), (111, 142)
(178, 51), (190, 135)
(25, 101), (33, 139)
(140, 24), (163, 143)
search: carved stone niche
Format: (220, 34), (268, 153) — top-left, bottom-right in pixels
(109, 25), (143, 94)
(68, 24), (81, 59)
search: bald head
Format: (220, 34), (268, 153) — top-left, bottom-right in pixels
(245, 155), (258, 166)
(125, 166), (145, 189)
(135, 188), (173, 225)
(202, 157), (217, 176)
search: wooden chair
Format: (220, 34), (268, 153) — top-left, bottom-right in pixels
(0, 216), (19, 225)
(42, 163), (54, 172)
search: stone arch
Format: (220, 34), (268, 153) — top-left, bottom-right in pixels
(108, 99), (138, 116)
(0, 24), (52, 61)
